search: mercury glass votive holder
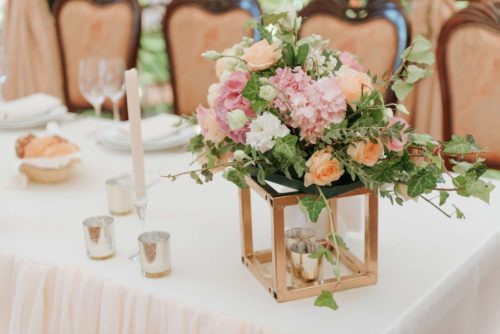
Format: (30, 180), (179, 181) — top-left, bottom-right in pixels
(285, 227), (316, 271)
(290, 241), (323, 288)
(106, 176), (134, 216)
(83, 216), (115, 260)
(138, 231), (171, 278)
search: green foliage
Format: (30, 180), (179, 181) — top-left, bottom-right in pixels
(402, 35), (435, 65)
(299, 196), (326, 223)
(295, 44), (309, 66)
(223, 168), (248, 189)
(314, 291), (338, 311)
(392, 80), (414, 101)
(443, 135), (481, 155)
(309, 244), (335, 266)
(407, 170), (437, 197)
(242, 73), (262, 101)
(189, 135), (204, 153)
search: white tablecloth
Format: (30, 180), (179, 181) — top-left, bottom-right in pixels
(0, 118), (499, 334)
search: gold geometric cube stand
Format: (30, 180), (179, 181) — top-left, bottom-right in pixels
(239, 177), (378, 302)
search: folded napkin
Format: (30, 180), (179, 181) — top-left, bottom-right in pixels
(0, 93), (62, 121)
(117, 113), (183, 143)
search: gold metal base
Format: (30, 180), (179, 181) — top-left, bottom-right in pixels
(142, 268), (171, 278)
(240, 177), (378, 302)
(89, 253), (115, 261)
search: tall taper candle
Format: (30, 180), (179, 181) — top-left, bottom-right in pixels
(125, 69), (146, 198)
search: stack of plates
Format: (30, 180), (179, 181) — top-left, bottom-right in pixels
(97, 114), (197, 151)
(0, 93), (67, 130)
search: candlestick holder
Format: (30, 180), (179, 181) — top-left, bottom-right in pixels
(117, 171), (160, 261)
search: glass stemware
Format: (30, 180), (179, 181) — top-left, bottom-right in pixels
(79, 58), (106, 118)
(0, 46), (7, 102)
(103, 58), (126, 121)
(117, 171), (161, 261)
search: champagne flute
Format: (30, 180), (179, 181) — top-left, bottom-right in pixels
(103, 58), (126, 121)
(78, 58), (105, 118)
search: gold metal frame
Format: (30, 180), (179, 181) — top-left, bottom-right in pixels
(239, 177), (378, 302)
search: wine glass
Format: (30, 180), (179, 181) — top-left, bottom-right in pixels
(0, 46), (7, 102)
(103, 58), (126, 121)
(78, 58), (106, 118)
(117, 171), (161, 261)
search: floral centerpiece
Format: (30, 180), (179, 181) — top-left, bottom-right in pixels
(167, 8), (495, 309)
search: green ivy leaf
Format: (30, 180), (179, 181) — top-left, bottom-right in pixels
(466, 179), (494, 204)
(257, 166), (266, 185)
(409, 133), (434, 146)
(328, 234), (349, 250)
(406, 65), (433, 84)
(295, 43), (309, 66)
(188, 135), (204, 152)
(299, 196), (326, 223)
(223, 169), (248, 189)
(453, 205), (465, 219)
(403, 35), (435, 65)
(407, 171), (437, 197)
(309, 244), (335, 266)
(392, 80), (414, 101)
(443, 134), (481, 155)
(190, 171), (203, 185)
(314, 291), (338, 311)
(272, 134), (298, 166)
(242, 72), (261, 101)
(439, 191), (449, 206)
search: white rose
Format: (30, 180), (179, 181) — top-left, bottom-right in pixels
(227, 109), (249, 130)
(246, 112), (290, 153)
(259, 85), (277, 101)
(273, 4), (301, 31)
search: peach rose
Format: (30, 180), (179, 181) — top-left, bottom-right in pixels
(347, 139), (384, 167)
(241, 40), (282, 71)
(335, 65), (373, 104)
(304, 147), (344, 187)
(196, 105), (226, 144)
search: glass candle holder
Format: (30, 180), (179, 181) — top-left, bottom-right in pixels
(285, 227), (316, 271)
(83, 216), (115, 260)
(290, 241), (323, 288)
(138, 231), (171, 278)
(106, 176), (134, 216)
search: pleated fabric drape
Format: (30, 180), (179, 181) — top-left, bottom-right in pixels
(2, 0), (64, 101)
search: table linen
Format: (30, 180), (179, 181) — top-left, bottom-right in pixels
(0, 118), (499, 334)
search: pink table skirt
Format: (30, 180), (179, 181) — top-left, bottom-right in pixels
(0, 253), (280, 334)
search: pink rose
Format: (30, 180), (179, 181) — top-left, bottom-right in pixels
(196, 105), (226, 144)
(385, 117), (409, 152)
(242, 39), (282, 71)
(339, 51), (364, 72)
(214, 71), (256, 144)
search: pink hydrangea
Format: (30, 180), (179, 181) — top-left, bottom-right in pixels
(269, 67), (312, 113)
(214, 71), (256, 144)
(339, 51), (364, 72)
(269, 68), (347, 143)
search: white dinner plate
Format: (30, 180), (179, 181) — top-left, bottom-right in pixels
(97, 123), (197, 151)
(0, 106), (68, 129)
